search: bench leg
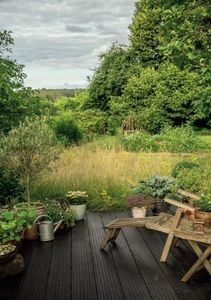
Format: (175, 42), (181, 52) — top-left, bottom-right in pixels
(100, 228), (121, 250)
(181, 245), (211, 282)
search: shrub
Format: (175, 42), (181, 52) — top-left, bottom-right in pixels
(0, 167), (24, 206)
(159, 126), (202, 153)
(195, 194), (211, 212)
(120, 131), (158, 152)
(72, 109), (108, 136)
(176, 168), (202, 193)
(53, 113), (83, 145)
(172, 161), (200, 178)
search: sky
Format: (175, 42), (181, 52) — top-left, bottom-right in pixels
(0, 0), (136, 89)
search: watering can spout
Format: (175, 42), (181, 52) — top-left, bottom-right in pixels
(54, 220), (63, 233)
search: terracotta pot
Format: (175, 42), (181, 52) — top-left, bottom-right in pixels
(24, 225), (38, 240)
(132, 207), (147, 218)
(194, 210), (211, 228)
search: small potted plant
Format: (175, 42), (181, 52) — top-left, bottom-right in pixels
(132, 175), (176, 215)
(44, 202), (63, 226)
(126, 194), (154, 218)
(63, 209), (75, 229)
(65, 191), (88, 221)
(194, 194), (211, 228)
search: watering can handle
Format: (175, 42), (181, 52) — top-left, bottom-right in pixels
(33, 215), (53, 234)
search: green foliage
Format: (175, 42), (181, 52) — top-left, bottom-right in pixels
(62, 209), (75, 229)
(88, 44), (133, 110)
(176, 168), (202, 193)
(73, 109), (108, 136)
(0, 167), (24, 206)
(52, 112), (83, 145)
(0, 116), (63, 204)
(0, 208), (37, 243)
(120, 131), (158, 152)
(172, 160), (200, 178)
(44, 202), (63, 223)
(130, 1), (211, 70)
(195, 194), (211, 212)
(133, 175), (176, 201)
(159, 126), (202, 152)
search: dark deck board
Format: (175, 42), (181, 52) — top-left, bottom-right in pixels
(45, 232), (72, 300)
(71, 217), (98, 300)
(101, 212), (152, 300)
(1, 212), (211, 300)
(115, 211), (179, 300)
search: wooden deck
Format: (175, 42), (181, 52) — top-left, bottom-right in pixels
(1, 211), (211, 300)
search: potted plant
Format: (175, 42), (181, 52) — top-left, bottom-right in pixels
(44, 202), (63, 226)
(23, 208), (38, 240)
(0, 117), (63, 213)
(0, 209), (27, 246)
(132, 175), (176, 215)
(126, 194), (154, 218)
(194, 194), (211, 228)
(65, 191), (88, 221)
(63, 209), (75, 229)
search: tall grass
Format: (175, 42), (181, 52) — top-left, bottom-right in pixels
(32, 143), (183, 210)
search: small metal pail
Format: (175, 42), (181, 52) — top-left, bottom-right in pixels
(34, 215), (54, 242)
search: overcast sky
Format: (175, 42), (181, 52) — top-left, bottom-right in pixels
(0, 0), (136, 89)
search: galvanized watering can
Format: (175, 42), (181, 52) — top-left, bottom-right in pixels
(34, 215), (63, 242)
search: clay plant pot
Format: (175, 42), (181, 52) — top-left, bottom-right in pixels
(24, 225), (38, 240)
(194, 210), (211, 228)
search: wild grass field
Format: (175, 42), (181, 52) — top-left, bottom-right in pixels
(32, 132), (211, 210)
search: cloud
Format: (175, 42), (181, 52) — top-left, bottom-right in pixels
(0, 0), (136, 88)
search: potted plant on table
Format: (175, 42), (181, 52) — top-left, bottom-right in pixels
(132, 175), (176, 215)
(194, 194), (211, 228)
(0, 117), (63, 214)
(126, 194), (154, 218)
(65, 191), (88, 221)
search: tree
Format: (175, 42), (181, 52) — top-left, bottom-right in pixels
(0, 30), (49, 133)
(0, 117), (63, 205)
(129, 0), (211, 70)
(88, 44), (133, 111)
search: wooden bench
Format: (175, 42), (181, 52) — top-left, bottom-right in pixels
(100, 190), (211, 282)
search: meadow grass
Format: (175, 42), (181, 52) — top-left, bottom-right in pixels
(32, 132), (211, 210)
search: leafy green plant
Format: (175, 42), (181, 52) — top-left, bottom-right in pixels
(195, 194), (211, 212)
(159, 126), (202, 153)
(0, 167), (24, 206)
(0, 208), (37, 243)
(120, 131), (158, 152)
(63, 209), (75, 229)
(65, 191), (88, 205)
(172, 161), (200, 178)
(176, 168), (202, 193)
(44, 202), (63, 223)
(133, 175), (176, 201)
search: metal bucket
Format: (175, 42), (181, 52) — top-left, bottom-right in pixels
(34, 215), (55, 242)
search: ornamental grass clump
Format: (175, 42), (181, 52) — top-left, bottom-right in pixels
(65, 191), (88, 205)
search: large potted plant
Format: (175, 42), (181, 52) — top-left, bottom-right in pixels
(132, 175), (176, 215)
(0, 117), (63, 213)
(65, 191), (88, 221)
(194, 194), (211, 228)
(126, 194), (154, 218)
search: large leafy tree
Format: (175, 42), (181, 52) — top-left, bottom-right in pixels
(88, 44), (133, 111)
(0, 30), (48, 133)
